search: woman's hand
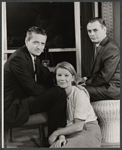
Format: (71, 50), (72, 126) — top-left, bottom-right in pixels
(54, 135), (67, 148)
(48, 131), (58, 145)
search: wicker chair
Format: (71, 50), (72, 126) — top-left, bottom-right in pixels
(92, 100), (120, 146)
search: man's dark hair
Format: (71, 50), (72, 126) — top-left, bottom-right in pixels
(88, 17), (106, 28)
(26, 26), (47, 41)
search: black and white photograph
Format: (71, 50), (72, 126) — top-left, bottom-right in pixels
(2, 1), (120, 148)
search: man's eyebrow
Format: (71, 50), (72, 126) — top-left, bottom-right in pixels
(93, 28), (98, 30)
(41, 42), (45, 44)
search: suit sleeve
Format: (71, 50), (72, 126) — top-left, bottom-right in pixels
(38, 65), (54, 86)
(86, 44), (120, 86)
(10, 55), (52, 96)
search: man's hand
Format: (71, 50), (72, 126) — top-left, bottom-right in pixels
(48, 131), (58, 145)
(78, 77), (87, 85)
(54, 135), (67, 148)
(85, 78), (91, 84)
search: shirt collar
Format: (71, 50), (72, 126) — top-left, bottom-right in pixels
(29, 52), (36, 62)
(96, 43), (100, 47)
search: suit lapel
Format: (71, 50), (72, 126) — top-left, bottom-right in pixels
(91, 45), (102, 71)
(36, 57), (40, 83)
(23, 46), (35, 76)
(91, 36), (109, 74)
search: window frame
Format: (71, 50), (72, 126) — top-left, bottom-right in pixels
(2, 2), (82, 76)
(2, 2), (98, 76)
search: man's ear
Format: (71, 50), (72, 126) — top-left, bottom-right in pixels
(103, 26), (107, 33)
(25, 37), (27, 46)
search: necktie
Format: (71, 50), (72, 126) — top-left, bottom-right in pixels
(92, 46), (99, 67)
(34, 57), (37, 82)
(96, 46), (99, 55)
(94, 46), (99, 61)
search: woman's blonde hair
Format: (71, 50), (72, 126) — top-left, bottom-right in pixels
(54, 61), (81, 85)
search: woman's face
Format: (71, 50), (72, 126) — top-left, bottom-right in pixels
(56, 68), (74, 89)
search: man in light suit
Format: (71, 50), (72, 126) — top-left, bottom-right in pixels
(83, 17), (120, 102)
(4, 26), (67, 137)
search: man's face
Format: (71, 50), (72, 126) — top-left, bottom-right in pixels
(25, 32), (47, 56)
(87, 21), (106, 44)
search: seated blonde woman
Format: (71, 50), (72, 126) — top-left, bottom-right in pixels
(49, 61), (101, 148)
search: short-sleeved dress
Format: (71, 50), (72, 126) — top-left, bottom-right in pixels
(50, 86), (101, 148)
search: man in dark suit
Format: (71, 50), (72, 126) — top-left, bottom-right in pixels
(4, 26), (67, 137)
(82, 17), (120, 102)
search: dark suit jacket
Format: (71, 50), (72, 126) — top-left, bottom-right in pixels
(4, 45), (53, 129)
(86, 36), (120, 99)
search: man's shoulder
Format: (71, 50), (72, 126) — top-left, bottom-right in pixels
(9, 46), (29, 60)
(106, 37), (119, 49)
(15, 45), (27, 55)
(100, 39), (120, 62)
(102, 37), (119, 55)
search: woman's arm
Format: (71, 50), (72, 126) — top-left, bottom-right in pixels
(48, 118), (85, 145)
